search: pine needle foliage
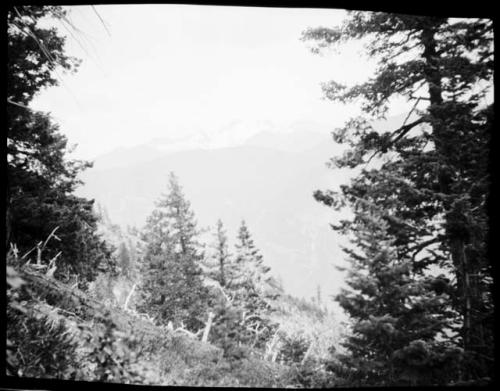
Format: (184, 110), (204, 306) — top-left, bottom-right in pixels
(138, 172), (209, 330)
(303, 11), (493, 385)
(7, 5), (113, 285)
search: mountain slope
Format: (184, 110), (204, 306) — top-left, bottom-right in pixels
(77, 115), (414, 301)
(77, 127), (348, 301)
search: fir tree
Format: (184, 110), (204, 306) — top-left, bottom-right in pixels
(232, 220), (271, 290)
(333, 205), (462, 386)
(229, 220), (278, 350)
(303, 11), (493, 383)
(138, 172), (208, 330)
(203, 219), (231, 287)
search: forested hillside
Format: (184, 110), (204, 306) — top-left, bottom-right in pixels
(5, 5), (493, 389)
(7, 150), (342, 387)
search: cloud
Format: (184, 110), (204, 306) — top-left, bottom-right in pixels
(31, 5), (377, 160)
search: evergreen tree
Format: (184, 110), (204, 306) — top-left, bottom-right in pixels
(232, 220), (271, 290)
(7, 6), (112, 284)
(229, 220), (278, 350)
(117, 242), (131, 277)
(315, 284), (322, 306)
(303, 12), (493, 383)
(332, 204), (462, 386)
(126, 237), (140, 278)
(201, 219), (261, 355)
(138, 172), (208, 330)
(203, 219), (231, 287)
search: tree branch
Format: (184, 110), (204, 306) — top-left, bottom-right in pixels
(400, 237), (442, 259)
(389, 117), (426, 146)
(123, 283), (137, 311)
(364, 115), (427, 166)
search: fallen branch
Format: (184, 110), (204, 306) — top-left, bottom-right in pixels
(265, 325), (282, 361)
(201, 311), (215, 343)
(42, 226), (61, 248)
(45, 251), (62, 278)
(21, 242), (40, 261)
(15, 267), (161, 339)
(301, 340), (314, 365)
(123, 283), (137, 311)
(21, 227), (61, 267)
(9, 243), (19, 259)
(174, 321), (203, 338)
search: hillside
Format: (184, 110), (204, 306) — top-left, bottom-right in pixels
(6, 261), (341, 387)
(5, 206), (344, 387)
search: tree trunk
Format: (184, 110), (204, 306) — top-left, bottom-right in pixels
(421, 25), (483, 376)
(219, 256), (226, 287)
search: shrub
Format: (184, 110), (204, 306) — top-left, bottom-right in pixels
(7, 264), (81, 379)
(178, 359), (238, 387)
(7, 305), (81, 379)
(282, 360), (337, 388)
(231, 356), (285, 387)
(279, 331), (310, 364)
(79, 311), (147, 384)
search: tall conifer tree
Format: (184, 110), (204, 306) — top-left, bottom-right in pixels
(232, 220), (271, 289)
(303, 11), (493, 384)
(332, 202), (462, 386)
(229, 220), (278, 350)
(203, 219), (231, 287)
(138, 172), (208, 329)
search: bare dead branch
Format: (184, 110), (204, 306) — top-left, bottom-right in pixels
(123, 283), (137, 311)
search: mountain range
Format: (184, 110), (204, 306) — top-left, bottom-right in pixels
(76, 116), (409, 302)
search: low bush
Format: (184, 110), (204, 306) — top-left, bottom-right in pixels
(176, 359), (238, 387)
(282, 360), (337, 388)
(7, 304), (81, 379)
(78, 311), (149, 384)
(279, 331), (311, 364)
(230, 356), (286, 387)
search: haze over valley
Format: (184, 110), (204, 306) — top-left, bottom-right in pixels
(77, 119), (350, 302)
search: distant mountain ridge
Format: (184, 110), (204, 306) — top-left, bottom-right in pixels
(77, 116), (410, 301)
(90, 119), (337, 170)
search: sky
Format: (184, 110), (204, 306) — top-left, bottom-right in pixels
(29, 4), (394, 160)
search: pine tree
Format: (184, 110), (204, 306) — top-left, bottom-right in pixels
(138, 172), (208, 330)
(203, 219), (231, 287)
(303, 11), (493, 383)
